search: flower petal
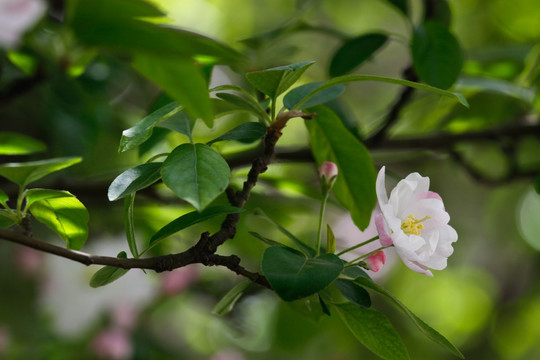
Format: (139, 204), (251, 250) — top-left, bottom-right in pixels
(375, 213), (393, 246)
(376, 166), (389, 206)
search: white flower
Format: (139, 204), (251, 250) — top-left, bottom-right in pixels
(0, 0), (46, 48)
(375, 166), (457, 276)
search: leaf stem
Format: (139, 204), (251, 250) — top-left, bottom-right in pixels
(336, 235), (379, 256)
(316, 190), (329, 257)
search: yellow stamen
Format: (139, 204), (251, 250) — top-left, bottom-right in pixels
(401, 215), (430, 236)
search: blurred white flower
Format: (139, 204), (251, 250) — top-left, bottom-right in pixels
(0, 0), (46, 48)
(375, 166), (458, 276)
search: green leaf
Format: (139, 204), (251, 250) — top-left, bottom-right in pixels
(293, 74), (469, 110)
(119, 102), (182, 152)
(133, 55), (213, 127)
(335, 303), (410, 360)
(253, 208), (316, 257)
(215, 93), (270, 124)
(424, 0), (451, 28)
(24, 189), (73, 211)
(0, 132), (46, 155)
(283, 82), (345, 110)
(124, 194), (138, 258)
(161, 144), (230, 211)
(0, 210), (17, 228)
(212, 280), (251, 316)
(0, 157), (82, 187)
(157, 110), (195, 142)
(412, 21), (463, 90)
(89, 252), (129, 288)
(246, 61), (315, 99)
(261, 246), (343, 301)
(207, 123), (267, 145)
(333, 279), (371, 308)
(319, 294), (331, 316)
(248, 231), (289, 248)
(329, 34), (388, 77)
(354, 276), (464, 358)
(28, 193), (89, 250)
(327, 224), (336, 254)
(305, 106), (376, 230)
(534, 174), (540, 195)
(0, 189), (8, 208)
(385, 0), (408, 15)
(68, 0), (242, 64)
(343, 266), (371, 280)
(108, 163), (162, 201)
(150, 206), (244, 245)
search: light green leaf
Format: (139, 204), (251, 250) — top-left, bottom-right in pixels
(69, 0), (242, 64)
(207, 122), (267, 145)
(335, 303), (410, 360)
(157, 110), (195, 142)
(0, 132), (46, 155)
(215, 93), (270, 124)
(124, 194), (138, 258)
(305, 106), (376, 230)
(412, 21), (463, 90)
(108, 163), (162, 201)
(89, 252), (129, 288)
(261, 246), (343, 301)
(28, 193), (89, 250)
(0, 157), (82, 187)
(283, 82), (345, 110)
(457, 77), (535, 103)
(0, 210), (17, 228)
(212, 280), (251, 316)
(133, 55), (213, 127)
(0, 189), (8, 208)
(333, 279), (371, 308)
(119, 102), (182, 152)
(354, 276), (464, 358)
(327, 224), (336, 254)
(248, 231), (288, 248)
(329, 34), (388, 77)
(150, 206), (244, 245)
(24, 189), (73, 211)
(294, 74), (469, 110)
(246, 61), (315, 99)
(161, 143), (230, 211)
(385, 0), (408, 15)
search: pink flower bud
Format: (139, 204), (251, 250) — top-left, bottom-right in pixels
(319, 161), (338, 186)
(365, 251), (386, 272)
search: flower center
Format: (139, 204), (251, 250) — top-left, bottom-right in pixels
(401, 214), (430, 236)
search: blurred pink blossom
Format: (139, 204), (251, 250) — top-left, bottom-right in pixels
(161, 264), (199, 295)
(15, 247), (43, 276)
(112, 303), (137, 331)
(365, 251), (386, 272)
(91, 328), (133, 360)
(0, 0), (46, 48)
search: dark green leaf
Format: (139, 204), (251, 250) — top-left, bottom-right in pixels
(0, 157), (82, 187)
(253, 208), (316, 257)
(333, 279), (371, 308)
(89, 252), (129, 288)
(424, 0), (451, 28)
(157, 110), (195, 142)
(246, 61), (315, 99)
(283, 82), (345, 110)
(412, 21), (463, 90)
(261, 246), (343, 301)
(124, 194), (138, 258)
(0, 189), (8, 208)
(0, 210), (16, 228)
(212, 280), (251, 316)
(385, 0), (408, 15)
(215, 93), (270, 123)
(335, 303), (410, 360)
(161, 144), (230, 211)
(150, 206), (244, 245)
(354, 276), (464, 358)
(24, 189), (73, 211)
(108, 163), (162, 201)
(208, 122), (266, 145)
(213, 98), (243, 118)
(319, 294), (331, 316)
(329, 34), (388, 77)
(68, 0), (241, 64)
(28, 193), (89, 250)
(534, 174), (540, 195)
(133, 55), (213, 127)
(0, 132), (46, 155)
(294, 74), (469, 109)
(343, 266), (371, 279)
(119, 102), (182, 152)
(305, 106), (376, 230)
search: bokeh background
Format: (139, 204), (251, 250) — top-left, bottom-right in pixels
(1, 0), (540, 359)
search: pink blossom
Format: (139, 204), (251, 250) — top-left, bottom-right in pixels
(91, 328), (133, 360)
(161, 264), (199, 295)
(319, 161), (338, 187)
(365, 251), (386, 272)
(0, 0), (46, 48)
